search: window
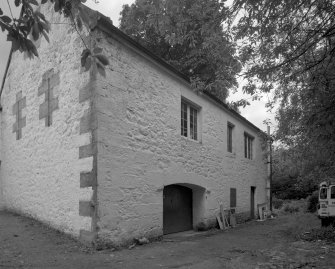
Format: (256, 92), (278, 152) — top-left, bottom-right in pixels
(331, 186), (335, 199)
(227, 122), (234, 153)
(181, 100), (199, 141)
(244, 132), (254, 159)
(320, 188), (327, 199)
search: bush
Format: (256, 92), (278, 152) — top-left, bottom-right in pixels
(302, 226), (335, 242)
(283, 204), (300, 213)
(272, 197), (284, 209)
(307, 190), (319, 213)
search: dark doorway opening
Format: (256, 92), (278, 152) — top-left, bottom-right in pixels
(250, 186), (256, 219)
(163, 184), (193, 235)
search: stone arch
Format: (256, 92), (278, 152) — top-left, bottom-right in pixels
(163, 183), (206, 234)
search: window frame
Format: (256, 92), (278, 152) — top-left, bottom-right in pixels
(244, 132), (254, 160)
(181, 98), (201, 141)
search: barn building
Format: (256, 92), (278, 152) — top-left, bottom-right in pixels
(0, 3), (269, 246)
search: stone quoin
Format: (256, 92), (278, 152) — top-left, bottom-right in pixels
(0, 3), (269, 247)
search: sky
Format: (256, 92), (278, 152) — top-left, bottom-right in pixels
(0, 0), (275, 131)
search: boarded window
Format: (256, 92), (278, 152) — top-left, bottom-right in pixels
(230, 188), (237, 208)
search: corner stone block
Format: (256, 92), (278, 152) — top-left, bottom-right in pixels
(79, 230), (96, 246)
(80, 171), (95, 188)
(79, 81), (95, 103)
(79, 200), (94, 217)
(80, 110), (97, 134)
(79, 143), (96, 159)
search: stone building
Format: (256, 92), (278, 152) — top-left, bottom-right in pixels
(0, 4), (269, 246)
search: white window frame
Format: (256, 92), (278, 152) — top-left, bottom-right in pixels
(181, 98), (201, 141)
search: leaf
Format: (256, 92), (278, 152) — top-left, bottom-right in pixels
(54, 0), (60, 12)
(0, 21), (11, 32)
(84, 56), (92, 71)
(35, 11), (47, 22)
(1, 16), (12, 24)
(32, 22), (39, 40)
(95, 54), (109, 66)
(29, 0), (39, 6)
(12, 39), (21, 52)
(96, 61), (106, 77)
(26, 39), (38, 57)
(41, 0), (48, 4)
(81, 49), (91, 67)
(41, 30), (49, 43)
(93, 47), (103, 54)
(78, 5), (91, 27)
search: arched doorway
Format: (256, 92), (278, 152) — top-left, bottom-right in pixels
(163, 184), (193, 234)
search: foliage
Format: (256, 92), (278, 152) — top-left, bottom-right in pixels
(0, 0), (108, 74)
(301, 226), (335, 242)
(272, 147), (316, 200)
(307, 191), (319, 213)
(272, 197), (284, 210)
(120, 0), (241, 102)
(231, 0), (335, 182)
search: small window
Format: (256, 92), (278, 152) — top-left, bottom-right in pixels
(244, 132), (254, 159)
(320, 188), (327, 199)
(230, 188), (237, 208)
(181, 100), (199, 141)
(331, 186), (335, 199)
(227, 122), (234, 153)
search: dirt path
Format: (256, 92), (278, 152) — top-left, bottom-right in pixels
(0, 211), (334, 268)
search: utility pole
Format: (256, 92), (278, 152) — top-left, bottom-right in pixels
(267, 126), (273, 211)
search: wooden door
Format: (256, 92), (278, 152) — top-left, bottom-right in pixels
(163, 185), (193, 234)
(250, 186), (256, 219)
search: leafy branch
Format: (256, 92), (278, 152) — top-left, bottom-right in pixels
(0, 0), (109, 75)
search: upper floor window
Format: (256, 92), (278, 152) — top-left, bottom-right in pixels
(244, 132), (254, 159)
(181, 99), (199, 141)
(227, 122), (234, 153)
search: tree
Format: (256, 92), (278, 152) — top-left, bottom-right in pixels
(231, 0), (335, 181)
(120, 0), (241, 102)
(0, 0), (108, 75)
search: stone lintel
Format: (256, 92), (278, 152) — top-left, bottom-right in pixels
(79, 200), (94, 217)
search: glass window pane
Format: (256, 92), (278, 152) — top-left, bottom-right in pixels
(331, 186), (335, 199)
(320, 188), (327, 199)
(181, 102), (187, 137)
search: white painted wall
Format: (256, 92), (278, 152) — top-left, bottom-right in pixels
(0, 4), (93, 236)
(94, 28), (268, 245)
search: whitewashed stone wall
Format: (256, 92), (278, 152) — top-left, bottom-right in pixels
(93, 28), (268, 246)
(0, 4), (93, 236)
